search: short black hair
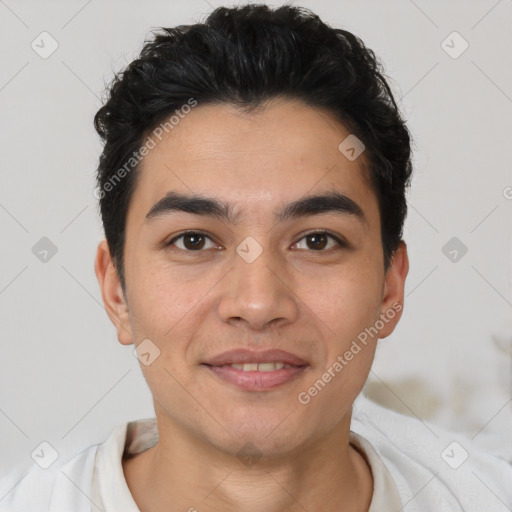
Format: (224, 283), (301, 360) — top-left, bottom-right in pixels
(94, 3), (413, 295)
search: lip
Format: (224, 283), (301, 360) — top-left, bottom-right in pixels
(201, 348), (309, 391)
(202, 348), (308, 367)
(204, 364), (307, 391)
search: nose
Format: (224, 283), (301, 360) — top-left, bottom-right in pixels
(216, 241), (299, 331)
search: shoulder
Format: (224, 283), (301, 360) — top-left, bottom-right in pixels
(0, 421), (128, 512)
(351, 392), (512, 511)
(0, 444), (97, 512)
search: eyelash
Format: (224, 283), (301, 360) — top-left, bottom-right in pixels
(165, 230), (346, 253)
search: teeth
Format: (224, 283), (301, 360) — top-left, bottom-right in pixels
(258, 362), (284, 371)
(228, 362), (287, 371)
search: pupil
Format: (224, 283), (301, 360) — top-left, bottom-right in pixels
(185, 234), (204, 250)
(308, 234), (327, 250)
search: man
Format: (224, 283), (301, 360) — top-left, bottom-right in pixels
(1, 4), (511, 511)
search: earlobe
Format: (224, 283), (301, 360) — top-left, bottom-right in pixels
(94, 240), (134, 345)
(378, 241), (409, 339)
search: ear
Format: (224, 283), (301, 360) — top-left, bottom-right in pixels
(378, 240), (409, 339)
(94, 239), (134, 345)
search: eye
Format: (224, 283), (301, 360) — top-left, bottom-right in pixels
(166, 231), (219, 251)
(293, 230), (345, 251)
(165, 230), (346, 253)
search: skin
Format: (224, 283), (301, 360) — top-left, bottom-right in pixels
(95, 98), (409, 512)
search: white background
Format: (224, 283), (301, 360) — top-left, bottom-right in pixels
(0, 0), (511, 474)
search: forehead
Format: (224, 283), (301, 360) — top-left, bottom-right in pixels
(127, 98), (379, 227)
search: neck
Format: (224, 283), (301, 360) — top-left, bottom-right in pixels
(123, 412), (373, 512)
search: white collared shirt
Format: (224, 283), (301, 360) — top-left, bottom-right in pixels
(1, 393), (511, 511)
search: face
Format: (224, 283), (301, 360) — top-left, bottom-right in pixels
(96, 98), (408, 458)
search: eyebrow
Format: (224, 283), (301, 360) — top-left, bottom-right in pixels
(145, 191), (367, 225)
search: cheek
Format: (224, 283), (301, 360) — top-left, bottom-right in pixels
(129, 261), (203, 331)
(302, 263), (383, 338)
(297, 275), (381, 414)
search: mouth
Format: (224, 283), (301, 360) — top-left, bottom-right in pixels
(201, 349), (309, 391)
(212, 361), (301, 371)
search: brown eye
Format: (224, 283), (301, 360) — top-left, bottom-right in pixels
(305, 233), (328, 250)
(294, 231), (345, 251)
(182, 234), (205, 250)
(167, 232), (217, 251)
